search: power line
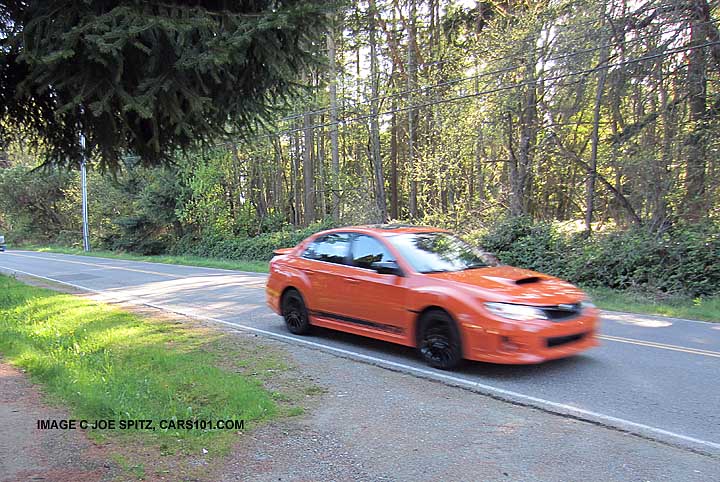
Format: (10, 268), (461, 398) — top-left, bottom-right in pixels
(359, 20), (706, 107)
(336, 1), (700, 92)
(216, 36), (718, 148)
(395, 1), (689, 71)
(250, 17), (717, 133)
(345, 0), (685, 71)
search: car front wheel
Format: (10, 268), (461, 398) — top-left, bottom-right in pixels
(417, 310), (463, 370)
(281, 289), (311, 335)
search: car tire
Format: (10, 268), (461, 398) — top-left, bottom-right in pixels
(417, 310), (463, 370)
(281, 289), (312, 335)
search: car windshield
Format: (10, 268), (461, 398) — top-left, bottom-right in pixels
(387, 232), (494, 273)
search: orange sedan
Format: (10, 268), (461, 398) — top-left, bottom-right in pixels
(266, 225), (599, 369)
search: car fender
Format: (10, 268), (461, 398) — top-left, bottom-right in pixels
(270, 262), (315, 310)
(408, 285), (481, 345)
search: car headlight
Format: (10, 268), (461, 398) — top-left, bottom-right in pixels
(581, 300), (596, 310)
(484, 302), (548, 321)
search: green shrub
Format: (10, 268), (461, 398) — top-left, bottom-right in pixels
(171, 219), (336, 261)
(475, 217), (720, 298)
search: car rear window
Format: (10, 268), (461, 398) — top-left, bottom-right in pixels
(302, 233), (351, 264)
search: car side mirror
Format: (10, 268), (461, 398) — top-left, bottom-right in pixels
(371, 260), (403, 276)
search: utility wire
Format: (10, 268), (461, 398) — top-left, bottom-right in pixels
(215, 2), (711, 127)
(250, 18), (718, 129)
(213, 38), (720, 148)
(392, 1), (690, 71)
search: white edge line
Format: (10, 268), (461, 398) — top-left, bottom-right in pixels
(7, 250), (270, 278)
(600, 309), (718, 326)
(1, 265), (719, 458)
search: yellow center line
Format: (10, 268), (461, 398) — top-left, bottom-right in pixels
(598, 334), (720, 358)
(5, 252), (184, 279)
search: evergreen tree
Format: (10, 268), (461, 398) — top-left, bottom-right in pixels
(0, 0), (333, 170)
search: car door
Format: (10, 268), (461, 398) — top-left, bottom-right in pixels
(297, 232), (353, 315)
(341, 234), (409, 337)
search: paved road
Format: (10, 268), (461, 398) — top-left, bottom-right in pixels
(1, 250), (719, 456)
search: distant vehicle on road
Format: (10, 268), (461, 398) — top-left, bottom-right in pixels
(0, 235), (5, 252)
(266, 225), (599, 369)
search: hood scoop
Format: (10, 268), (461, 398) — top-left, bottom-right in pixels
(515, 276), (541, 285)
(479, 274), (544, 286)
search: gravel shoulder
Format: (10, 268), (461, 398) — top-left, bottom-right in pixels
(0, 362), (117, 482)
(220, 329), (719, 482)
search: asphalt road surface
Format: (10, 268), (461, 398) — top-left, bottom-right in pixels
(1, 250), (719, 457)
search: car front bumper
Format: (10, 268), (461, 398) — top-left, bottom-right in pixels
(463, 310), (600, 364)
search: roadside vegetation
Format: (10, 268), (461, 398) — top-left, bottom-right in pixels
(1, 1), (718, 323)
(587, 288), (720, 323)
(0, 275), (313, 478)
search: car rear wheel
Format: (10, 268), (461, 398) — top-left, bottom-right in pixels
(282, 289), (311, 335)
(417, 310), (462, 370)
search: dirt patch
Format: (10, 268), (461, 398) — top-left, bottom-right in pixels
(0, 362), (117, 482)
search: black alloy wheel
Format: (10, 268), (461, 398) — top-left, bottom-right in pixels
(282, 289), (311, 335)
(417, 310), (463, 370)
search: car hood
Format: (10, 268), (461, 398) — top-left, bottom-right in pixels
(425, 266), (585, 305)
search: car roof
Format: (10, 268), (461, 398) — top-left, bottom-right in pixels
(321, 224), (450, 237)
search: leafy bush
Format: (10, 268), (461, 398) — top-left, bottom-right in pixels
(474, 217), (720, 298)
(171, 219), (336, 261)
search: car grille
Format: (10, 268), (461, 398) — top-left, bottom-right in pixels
(546, 332), (586, 348)
(541, 302), (583, 321)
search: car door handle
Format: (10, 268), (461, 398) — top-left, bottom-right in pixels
(343, 277), (360, 284)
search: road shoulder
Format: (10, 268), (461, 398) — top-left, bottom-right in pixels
(0, 362), (117, 482)
(219, 330), (719, 482)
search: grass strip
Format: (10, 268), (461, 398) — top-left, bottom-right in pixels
(588, 287), (719, 322)
(0, 274), (277, 453)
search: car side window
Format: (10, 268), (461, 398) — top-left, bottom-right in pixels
(351, 235), (395, 270)
(302, 233), (351, 264)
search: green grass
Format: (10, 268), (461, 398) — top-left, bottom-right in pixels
(0, 274), (278, 454)
(17, 245), (269, 273)
(588, 287), (720, 322)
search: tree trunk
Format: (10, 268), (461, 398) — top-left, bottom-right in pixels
(474, 59), (485, 206)
(509, 45), (537, 217)
(407, 0), (418, 219)
(585, 5), (609, 235)
(652, 50), (673, 231)
(303, 107), (315, 226)
(368, 0), (387, 223)
(327, 22), (341, 222)
(390, 97), (399, 219)
(292, 124), (301, 226)
(273, 137), (286, 222)
(684, 0), (709, 220)
(317, 119), (327, 218)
